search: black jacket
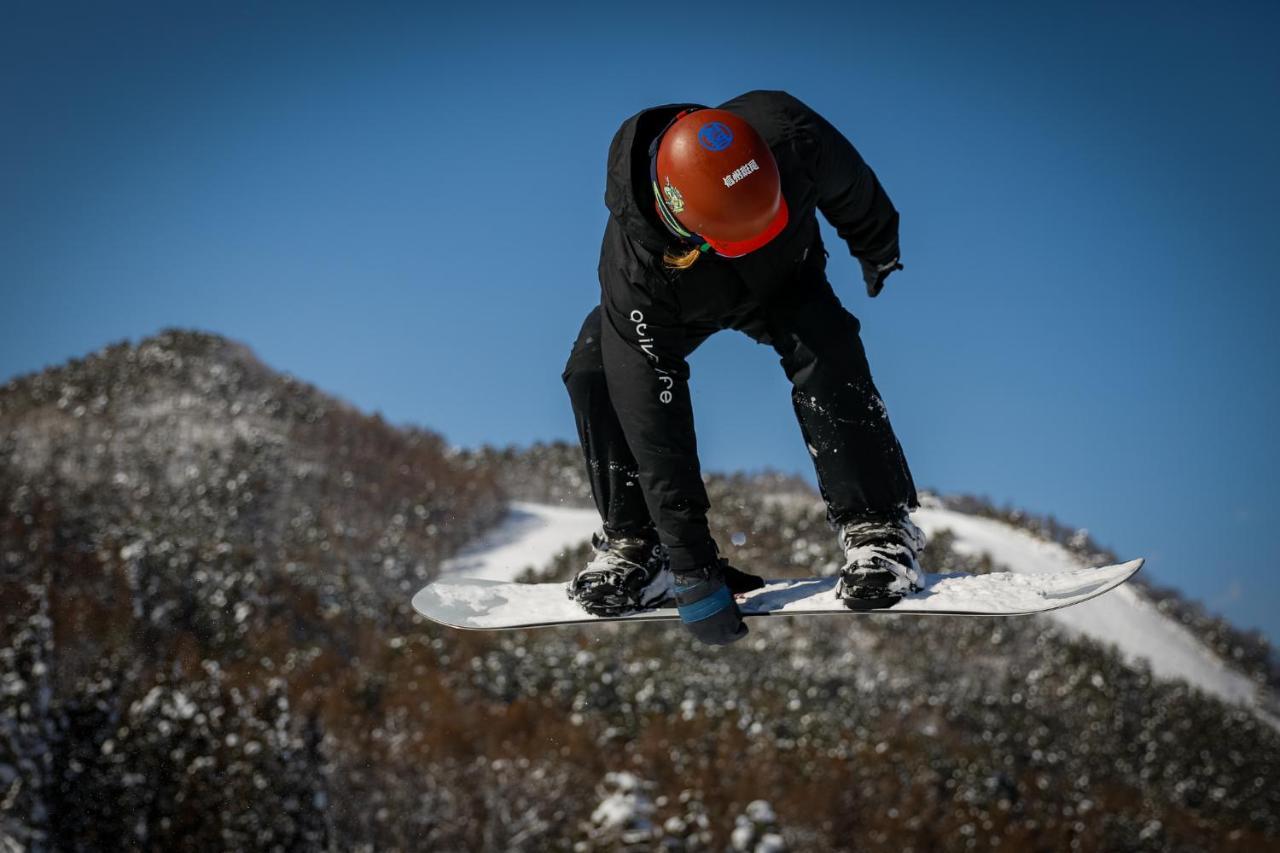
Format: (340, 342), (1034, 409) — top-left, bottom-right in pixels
(595, 89), (900, 572)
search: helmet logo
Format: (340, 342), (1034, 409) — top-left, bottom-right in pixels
(723, 159), (760, 188)
(697, 122), (734, 151)
(662, 177), (686, 214)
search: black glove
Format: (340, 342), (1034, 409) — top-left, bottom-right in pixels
(720, 562), (765, 595)
(673, 559), (758, 646)
(859, 256), (903, 298)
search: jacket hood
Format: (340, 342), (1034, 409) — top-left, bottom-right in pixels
(603, 101), (703, 255)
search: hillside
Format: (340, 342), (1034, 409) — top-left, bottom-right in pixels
(2, 331), (1279, 851)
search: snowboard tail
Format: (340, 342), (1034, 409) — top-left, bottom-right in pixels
(412, 559), (1144, 631)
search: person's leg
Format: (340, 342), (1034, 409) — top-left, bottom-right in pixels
(562, 306), (655, 537)
(738, 281), (918, 525)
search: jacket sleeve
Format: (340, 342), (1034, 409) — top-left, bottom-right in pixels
(789, 95), (900, 265)
(598, 250), (719, 575)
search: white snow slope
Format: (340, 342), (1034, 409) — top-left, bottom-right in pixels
(439, 501), (601, 581)
(440, 499), (1275, 726)
(911, 504), (1273, 724)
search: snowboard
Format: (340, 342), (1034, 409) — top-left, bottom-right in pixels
(412, 559), (1143, 631)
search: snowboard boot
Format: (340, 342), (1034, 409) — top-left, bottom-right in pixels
(836, 512), (927, 610)
(567, 530), (674, 617)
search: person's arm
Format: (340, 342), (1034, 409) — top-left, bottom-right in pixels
(795, 96), (899, 262)
(786, 94), (902, 295)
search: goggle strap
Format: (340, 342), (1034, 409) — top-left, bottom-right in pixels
(649, 106), (712, 249)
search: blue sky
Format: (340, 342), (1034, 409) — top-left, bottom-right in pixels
(3, 2), (1278, 640)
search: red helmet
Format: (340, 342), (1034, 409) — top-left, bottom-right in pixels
(650, 108), (788, 257)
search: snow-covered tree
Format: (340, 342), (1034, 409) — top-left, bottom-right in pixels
(729, 800), (786, 853)
(576, 771), (658, 851)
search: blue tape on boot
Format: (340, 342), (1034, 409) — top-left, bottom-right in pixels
(677, 586), (732, 622)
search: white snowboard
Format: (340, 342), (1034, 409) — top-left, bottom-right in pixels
(412, 559), (1143, 631)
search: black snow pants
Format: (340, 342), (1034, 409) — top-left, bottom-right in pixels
(562, 276), (918, 559)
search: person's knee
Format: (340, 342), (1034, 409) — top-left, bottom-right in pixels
(563, 355), (606, 401)
(563, 307), (605, 389)
(777, 314), (872, 388)
(796, 302), (861, 341)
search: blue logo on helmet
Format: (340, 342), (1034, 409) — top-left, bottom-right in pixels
(698, 122), (734, 152)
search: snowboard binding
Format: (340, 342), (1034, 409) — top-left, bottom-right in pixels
(567, 531), (674, 617)
(836, 512), (927, 611)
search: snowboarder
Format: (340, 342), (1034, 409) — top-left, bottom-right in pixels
(563, 90), (924, 646)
